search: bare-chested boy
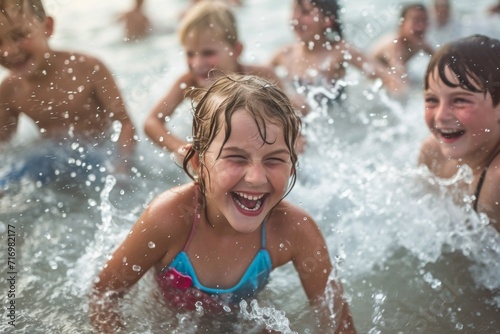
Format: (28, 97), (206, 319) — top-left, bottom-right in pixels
(0, 0), (136, 177)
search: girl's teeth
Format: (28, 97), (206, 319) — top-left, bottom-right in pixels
(235, 192), (264, 201)
(234, 197), (262, 212)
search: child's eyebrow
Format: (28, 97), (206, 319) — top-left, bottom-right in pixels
(222, 146), (290, 156)
(449, 90), (480, 97)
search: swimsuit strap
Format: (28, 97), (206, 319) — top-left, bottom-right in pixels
(473, 168), (487, 211)
(182, 185), (200, 252)
(261, 216), (268, 248)
(473, 149), (500, 211)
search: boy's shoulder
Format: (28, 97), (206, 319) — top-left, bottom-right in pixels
(51, 50), (105, 71)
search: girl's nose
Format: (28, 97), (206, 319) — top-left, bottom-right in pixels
(244, 163), (267, 186)
(434, 102), (453, 122)
(190, 54), (202, 69)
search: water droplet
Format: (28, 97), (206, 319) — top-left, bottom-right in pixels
(132, 265), (141, 272)
(49, 260), (58, 270)
(148, 241), (156, 248)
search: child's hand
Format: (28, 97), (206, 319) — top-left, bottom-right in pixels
(117, 7), (151, 41)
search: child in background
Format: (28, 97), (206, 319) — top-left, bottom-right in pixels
(418, 34), (500, 232)
(488, 0), (500, 15)
(270, 0), (405, 108)
(118, 0), (151, 41)
(90, 74), (356, 333)
(370, 3), (434, 77)
(144, 0), (283, 156)
(0, 0), (136, 181)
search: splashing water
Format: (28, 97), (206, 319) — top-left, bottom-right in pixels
(1, 0), (499, 333)
(240, 300), (297, 334)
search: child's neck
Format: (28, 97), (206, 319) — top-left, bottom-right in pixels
(24, 51), (57, 82)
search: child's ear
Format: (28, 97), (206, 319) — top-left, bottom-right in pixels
(181, 144), (200, 171)
(234, 41), (243, 58)
(44, 16), (54, 38)
(323, 16), (333, 30)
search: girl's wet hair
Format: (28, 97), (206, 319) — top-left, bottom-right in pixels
(0, 0), (46, 21)
(297, 0), (343, 39)
(400, 3), (426, 19)
(178, 0), (238, 47)
(183, 73), (302, 198)
(424, 34), (500, 106)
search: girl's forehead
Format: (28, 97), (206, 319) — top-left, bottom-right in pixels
(184, 28), (231, 46)
(428, 66), (485, 94)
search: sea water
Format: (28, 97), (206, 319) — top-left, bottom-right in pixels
(1, 0), (499, 333)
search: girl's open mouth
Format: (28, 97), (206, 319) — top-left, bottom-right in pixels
(231, 192), (267, 213)
(438, 128), (465, 140)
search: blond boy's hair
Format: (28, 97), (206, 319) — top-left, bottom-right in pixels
(178, 0), (238, 47)
(0, 0), (46, 21)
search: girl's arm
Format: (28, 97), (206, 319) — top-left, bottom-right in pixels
(144, 74), (192, 153)
(344, 43), (407, 95)
(89, 189), (187, 333)
(287, 209), (356, 333)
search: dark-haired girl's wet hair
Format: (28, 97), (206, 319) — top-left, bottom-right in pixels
(297, 0), (343, 39)
(424, 34), (500, 106)
(183, 73), (302, 199)
(400, 3), (426, 19)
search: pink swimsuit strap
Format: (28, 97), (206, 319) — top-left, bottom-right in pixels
(182, 184), (200, 252)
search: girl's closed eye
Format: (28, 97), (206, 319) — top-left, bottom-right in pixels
(452, 97), (471, 106)
(201, 49), (217, 58)
(266, 156), (289, 164)
(424, 95), (438, 106)
(224, 155), (248, 163)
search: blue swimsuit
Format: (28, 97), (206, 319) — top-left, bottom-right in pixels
(157, 190), (272, 308)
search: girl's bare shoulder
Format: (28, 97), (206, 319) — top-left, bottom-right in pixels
(419, 136), (446, 172)
(268, 200), (318, 236)
(142, 183), (197, 232)
(487, 151), (500, 181)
